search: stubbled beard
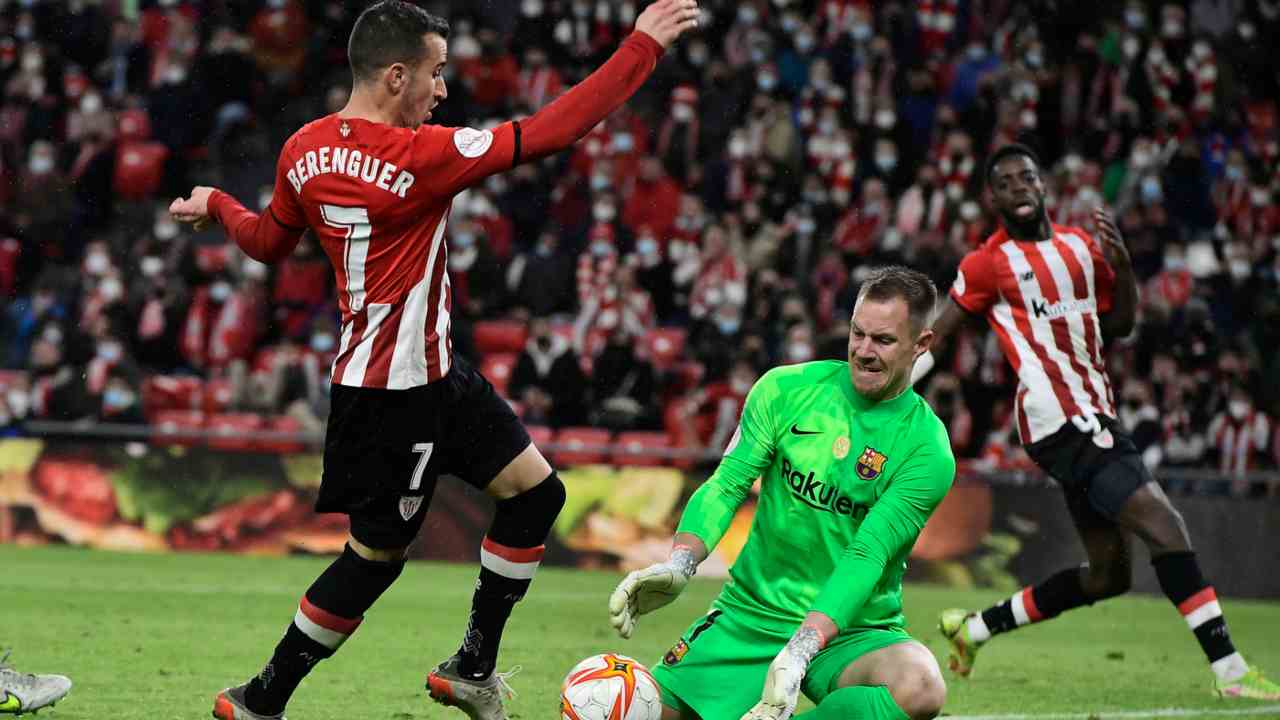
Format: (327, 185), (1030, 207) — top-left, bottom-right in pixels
(1000, 205), (1045, 239)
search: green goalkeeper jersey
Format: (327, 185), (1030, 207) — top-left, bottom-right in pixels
(677, 360), (955, 634)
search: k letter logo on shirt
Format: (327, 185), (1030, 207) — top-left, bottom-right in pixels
(453, 127), (494, 158)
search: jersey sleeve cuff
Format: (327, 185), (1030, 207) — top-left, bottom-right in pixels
(948, 289), (981, 315)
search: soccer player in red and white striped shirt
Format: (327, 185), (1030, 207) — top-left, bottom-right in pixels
(921, 144), (1278, 699)
(170, 2), (701, 719)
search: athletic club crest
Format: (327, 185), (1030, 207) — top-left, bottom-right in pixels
(399, 495), (424, 521)
(339, 121), (351, 138)
(855, 446), (887, 480)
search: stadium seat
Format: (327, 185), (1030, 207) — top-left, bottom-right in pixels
(552, 427), (612, 467)
(667, 360), (705, 393)
(612, 431), (671, 467)
(258, 414), (307, 454)
(117, 108), (152, 142)
(206, 412), (263, 452)
(203, 377), (235, 413)
(479, 352), (517, 397)
(151, 409), (205, 447)
(142, 375), (204, 417)
(472, 320), (527, 354)
(644, 327), (687, 371)
(113, 141), (169, 201)
(525, 424), (554, 449)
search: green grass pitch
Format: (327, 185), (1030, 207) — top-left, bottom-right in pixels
(3, 545), (1279, 719)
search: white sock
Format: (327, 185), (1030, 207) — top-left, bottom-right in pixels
(1211, 652), (1249, 683)
(966, 613), (992, 644)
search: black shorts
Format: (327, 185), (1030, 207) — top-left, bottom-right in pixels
(1025, 415), (1153, 528)
(319, 356), (531, 549)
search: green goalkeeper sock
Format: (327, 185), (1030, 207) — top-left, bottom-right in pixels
(794, 685), (910, 720)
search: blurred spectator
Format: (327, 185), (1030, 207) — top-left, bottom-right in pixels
(506, 230), (576, 317)
(449, 221), (506, 319)
(272, 235), (331, 340)
(622, 156), (682, 241)
(676, 357), (757, 455)
(925, 372), (974, 457)
(516, 44), (563, 110)
(1206, 383), (1273, 493)
(574, 263), (654, 358)
(590, 327), (658, 432)
(97, 366), (145, 425)
(1117, 379), (1164, 470)
(509, 317), (589, 429)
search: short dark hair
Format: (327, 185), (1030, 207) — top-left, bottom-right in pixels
(348, 1), (449, 84)
(985, 143), (1041, 187)
(856, 265), (938, 334)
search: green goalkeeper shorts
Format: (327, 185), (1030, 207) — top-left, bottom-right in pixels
(650, 608), (915, 719)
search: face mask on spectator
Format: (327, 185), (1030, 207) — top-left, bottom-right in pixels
(1238, 22), (1256, 40)
(243, 259), (269, 280)
(311, 334), (335, 353)
(787, 341), (814, 363)
(97, 341), (123, 362)
(851, 22), (872, 42)
(757, 71), (777, 91)
(590, 173), (611, 191)
(875, 153), (897, 171)
(141, 256), (164, 277)
(966, 44), (985, 61)
(961, 201), (981, 222)
(521, 0), (543, 17)
(1229, 400), (1249, 420)
(6, 390), (29, 419)
(730, 374), (752, 394)
(1164, 252), (1186, 271)
(103, 387), (135, 411)
(593, 202), (616, 223)
(1148, 46), (1166, 65)
(637, 236), (658, 257)
(1122, 36), (1140, 60)
(590, 240), (613, 257)
(796, 217), (816, 235)
(154, 217), (180, 241)
(165, 64), (187, 85)
(874, 110), (896, 129)
(81, 92), (103, 114)
(1250, 189), (1270, 206)
(688, 44), (708, 66)
(29, 152), (54, 176)
(728, 136), (748, 159)
(716, 316), (740, 335)
(1025, 51), (1043, 68)
(1225, 165), (1244, 182)
(1162, 19), (1184, 39)
(85, 251), (111, 276)
(672, 103), (693, 122)
(1125, 9), (1145, 29)
(1229, 259), (1251, 280)
(946, 182), (964, 201)
(453, 232), (476, 249)
(100, 278), (124, 302)
(1141, 177), (1162, 203)
(1020, 109), (1037, 129)
(209, 281), (233, 302)
(611, 133), (634, 153)
(737, 6), (758, 24)
(780, 14), (800, 33)
(795, 33), (815, 53)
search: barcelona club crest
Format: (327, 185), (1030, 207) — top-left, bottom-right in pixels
(855, 446), (888, 481)
(663, 640), (689, 666)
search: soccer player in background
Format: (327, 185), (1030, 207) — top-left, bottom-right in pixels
(609, 267), (956, 720)
(168, 2), (700, 718)
(918, 144), (1280, 699)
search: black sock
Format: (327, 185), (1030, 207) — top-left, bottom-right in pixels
(981, 568), (1091, 636)
(1153, 551), (1239, 668)
(245, 544), (404, 714)
(457, 474), (565, 680)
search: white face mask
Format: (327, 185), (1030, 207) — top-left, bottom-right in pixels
(154, 218), (179, 241)
(97, 341), (123, 362)
(311, 334), (335, 353)
(85, 252), (111, 276)
(1229, 400), (1249, 420)
(29, 154), (54, 175)
(521, 0), (543, 16)
(874, 110), (896, 129)
(593, 203), (616, 223)
(672, 103), (693, 122)
(100, 278), (124, 302)
(6, 390), (30, 419)
(141, 256), (164, 277)
(210, 282), (233, 302)
(81, 93), (103, 114)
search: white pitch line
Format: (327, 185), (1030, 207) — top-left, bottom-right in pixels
(948, 705), (1280, 720)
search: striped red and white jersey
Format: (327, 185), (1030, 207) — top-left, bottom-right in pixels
(1206, 410), (1271, 475)
(950, 225), (1117, 444)
(269, 114), (522, 389)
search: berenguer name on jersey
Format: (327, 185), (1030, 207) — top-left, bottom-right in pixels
(286, 146), (416, 199)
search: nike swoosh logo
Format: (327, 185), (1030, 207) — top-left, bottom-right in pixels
(0, 691), (21, 712)
(790, 424), (821, 436)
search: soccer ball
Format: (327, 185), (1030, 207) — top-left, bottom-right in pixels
(560, 653), (662, 720)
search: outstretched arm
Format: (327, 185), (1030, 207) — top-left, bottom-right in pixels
(1094, 208), (1137, 341)
(910, 298), (968, 384)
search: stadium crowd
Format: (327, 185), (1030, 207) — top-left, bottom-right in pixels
(0, 0), (1278, 488)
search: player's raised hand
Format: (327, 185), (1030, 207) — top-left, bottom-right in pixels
(608, 546), (696, 638)
(1093, 207), (1130, 267)
(170, 186), (217, 231)
(635, 0), (700, 49)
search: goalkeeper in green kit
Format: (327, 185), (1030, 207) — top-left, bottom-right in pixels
(609, 266), (956, 720)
